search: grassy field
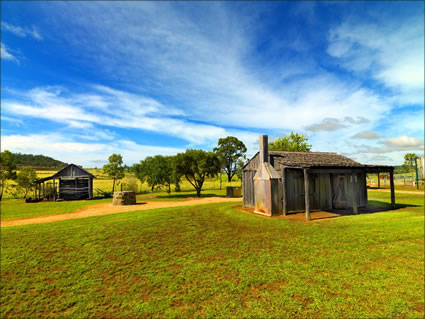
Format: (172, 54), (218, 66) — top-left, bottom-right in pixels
(1, 190), (423, 318)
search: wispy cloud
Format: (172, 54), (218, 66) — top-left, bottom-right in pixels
(1, 42), (19, 63)
(327, 13), (424, 104)
(1, 21), (42, 40)
(2, 85), (260, 147)
(351, 131), (381, 140)
(0, 133), (185, 166)
(358, 135), (424, 153)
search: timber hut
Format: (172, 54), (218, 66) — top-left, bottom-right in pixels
(33, 164), (95, 201)
(243, 135), (395, 220)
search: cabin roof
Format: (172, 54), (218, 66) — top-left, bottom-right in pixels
(35, 164), (95, 183)
(243, 151), (393, 170)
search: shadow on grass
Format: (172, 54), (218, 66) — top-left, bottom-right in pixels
(235, 200), (420, 222)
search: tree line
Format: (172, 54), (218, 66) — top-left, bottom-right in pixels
(103, 133), (312, 198)
(0, 132), (313, 200)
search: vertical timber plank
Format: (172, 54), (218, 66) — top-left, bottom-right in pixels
(390, 170), (395, 209)
(304, 168), (311, 221)
(282, 167), (287, 216)
(53, 178), (56, 201)
(377, 172), (380, 188)
(351, 173), (358, 214)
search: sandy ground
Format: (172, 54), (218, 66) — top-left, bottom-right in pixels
(1, 197), (242, 228)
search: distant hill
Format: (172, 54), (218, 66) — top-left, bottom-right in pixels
(13, 153), (68, 169)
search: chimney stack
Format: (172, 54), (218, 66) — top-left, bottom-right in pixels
(259, 135), (268, 163)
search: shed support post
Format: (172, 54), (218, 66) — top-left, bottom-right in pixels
(390, 170), (395, 209)
(34, 183), (37, 199)
(282, 168), (287, 216)
(351, 173), (358, 214)
(377, 172), (380, 188)
(53, 178), (56, 201)
(304, 168), (311, 221)
(43, 182), (45, 200)
(88, 177), (92, 199)
(363, 173), (368, 207)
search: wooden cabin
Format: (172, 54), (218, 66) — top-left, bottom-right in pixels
(243, 135), (395, 220)
(34, 164), (95, 201)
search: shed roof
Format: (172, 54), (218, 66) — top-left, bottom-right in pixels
(244, 151), (393, 170)
(269, 151), (362, 168)
(35, 164), (95, 183)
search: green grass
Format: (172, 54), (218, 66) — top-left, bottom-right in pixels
(1, 192), (423, 318)
(0, 198), (110, 220)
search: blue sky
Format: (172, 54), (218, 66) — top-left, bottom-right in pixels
(1, 1), (424, 167)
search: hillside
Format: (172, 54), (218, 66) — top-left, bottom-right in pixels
(13, 153), (67, 168)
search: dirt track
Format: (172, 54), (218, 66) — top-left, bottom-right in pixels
(1, 197), (242, 228)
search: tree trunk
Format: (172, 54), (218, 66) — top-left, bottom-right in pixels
(112, 177), (116, 193)
(196, 188), (201, 197)
(168, 184), (171, 193)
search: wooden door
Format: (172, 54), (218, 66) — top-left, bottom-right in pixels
(332, 174), (348, 209)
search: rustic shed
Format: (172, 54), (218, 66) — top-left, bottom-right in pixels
(34, 164), (95, 201)
(243, 136), (395, 220)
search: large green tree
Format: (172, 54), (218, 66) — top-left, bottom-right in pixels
(0, 150), (17, 200)
(214, 136), (247, 182)
(134, 155), (172, 193)
(16, 167), (38, 198)
(268, 131), (312, 152)
(103, 153), (125, 193)
(175, 149), (221, 197)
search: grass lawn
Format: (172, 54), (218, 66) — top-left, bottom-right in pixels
(1, 191), (424, 318)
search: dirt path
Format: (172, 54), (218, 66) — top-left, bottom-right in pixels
(370, 189), (424, 194)
(1, 197), (242, 228)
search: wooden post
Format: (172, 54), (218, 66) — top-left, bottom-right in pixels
(88, 177), (92, 199)
(34, 183), (37, 199)
(390, 170), (395, 209)
(304, 168), (310, 221)
(363, 173), (368, 207)
(351, 173), (358, 214)
(377, 172), (380, 188)
(53, 178), (56, 201)
(282, 167), (287, 216)
(43, 182), (45, 200)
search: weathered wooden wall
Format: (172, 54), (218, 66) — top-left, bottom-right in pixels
(242, 170), (256, 207)
(244, 167), (367, 212)
(59, 177), (91, 200)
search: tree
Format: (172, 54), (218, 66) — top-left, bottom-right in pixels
(403, 153), (418, 171)
(403, 153), (419, 182)
(134, 155), (172, 194)
(214, 136), (247, 182)
(16, 167), (38, 198)
(0, 150), (17, 200)
(175, 149), (221, 197)
(268, 131), (312, 152)
(103, 154), (125, 193)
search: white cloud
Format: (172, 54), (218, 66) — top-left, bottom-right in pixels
(358, 135), (424, 154)
(351, 131), (381, 140)
(0, 133), (185, 167)
(327, 15), (424, 104)
(1, 21), (42, 40)
(381, 136), (424, 149)
(1, 42), (19, 63)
